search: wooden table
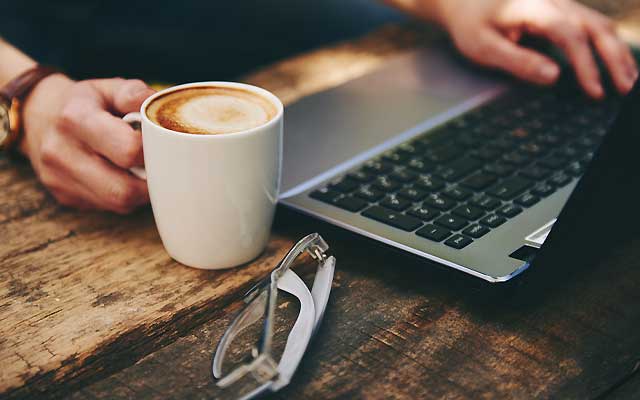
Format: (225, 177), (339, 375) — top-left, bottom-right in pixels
(3, 3), (640, 398)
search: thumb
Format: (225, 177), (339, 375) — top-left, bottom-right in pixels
(91, 78), (156, 115)
(474, 29), (561, 85)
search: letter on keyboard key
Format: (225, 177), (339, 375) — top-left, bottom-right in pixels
(444, 234), (473, 249)
(362, 206), (423, 231)
(416, 224), (452, 242)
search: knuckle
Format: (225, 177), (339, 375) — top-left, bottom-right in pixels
(116, 136), (142, 168)
(40, 137), (62, 168)
(107, 181), (139, 212)
(57, 103), (90, 133)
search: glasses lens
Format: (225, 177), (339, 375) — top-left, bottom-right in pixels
(217, 286), (300, 392)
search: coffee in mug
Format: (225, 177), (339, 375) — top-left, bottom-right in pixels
(146, 86), (279, 135)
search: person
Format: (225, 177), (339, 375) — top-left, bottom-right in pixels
(0, 0), (636, 214)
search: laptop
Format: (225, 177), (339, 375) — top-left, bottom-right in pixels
(278, 43), (640, 283)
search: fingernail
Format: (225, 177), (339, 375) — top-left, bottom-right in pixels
(539, 63), (559, 82)
(592, 82), (604, 99)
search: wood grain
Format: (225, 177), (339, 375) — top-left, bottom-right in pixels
(3, 0), (640, 398)
(70, 214), (640, 399)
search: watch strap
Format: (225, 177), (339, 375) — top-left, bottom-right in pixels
(0, 65), (58, 101)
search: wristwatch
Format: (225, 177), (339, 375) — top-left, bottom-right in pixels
(0, 65), (57, 151)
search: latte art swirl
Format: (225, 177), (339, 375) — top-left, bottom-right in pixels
(146, 87), (278, 135)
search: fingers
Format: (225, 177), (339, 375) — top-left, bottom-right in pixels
(39, 132), (149, 214)
(527, 16), (604, 98)
(470, 29), (561, 85)
(57, 80), (146, 169)
(91, 78), (156, 115)
(580, 8), (638, 94)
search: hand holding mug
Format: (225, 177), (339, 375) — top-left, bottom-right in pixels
(20, 74), (155, 213)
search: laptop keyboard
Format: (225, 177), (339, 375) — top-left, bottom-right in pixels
(309, 87), (620, 250)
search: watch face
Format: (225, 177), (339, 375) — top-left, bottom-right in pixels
(0, 103), (9, 145)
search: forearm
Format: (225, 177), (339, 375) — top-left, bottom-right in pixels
(0, 37), (37, 87)
(382, 0), (449, 26)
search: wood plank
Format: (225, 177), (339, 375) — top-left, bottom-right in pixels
(0, 24), (427, 400)
(70, 214), (640, 399)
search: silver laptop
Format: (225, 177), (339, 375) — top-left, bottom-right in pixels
(278, 44), (620, 282)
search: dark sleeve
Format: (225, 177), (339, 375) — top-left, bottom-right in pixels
(0, 0), (403, 82)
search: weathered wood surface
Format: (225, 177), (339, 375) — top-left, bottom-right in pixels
(70, 214), (640, 399)
(2, 0), (640, 398)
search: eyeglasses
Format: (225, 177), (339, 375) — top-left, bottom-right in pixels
(212, 233), (335, 399)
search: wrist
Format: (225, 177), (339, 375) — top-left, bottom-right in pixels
(19, 74), (74, 156)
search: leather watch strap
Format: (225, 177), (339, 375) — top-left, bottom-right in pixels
(0, 65), (58, 152)
(0, 65), (57, 101)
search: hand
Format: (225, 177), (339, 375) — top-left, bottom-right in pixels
(19, 74), (156, 213)
(436, 0), (638, 98)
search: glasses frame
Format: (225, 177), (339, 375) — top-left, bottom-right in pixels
(212, 233), (335, 398)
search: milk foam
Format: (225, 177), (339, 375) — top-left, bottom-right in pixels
(146, 87), (277, 135)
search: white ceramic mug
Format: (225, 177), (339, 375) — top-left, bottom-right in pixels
(123, 82), (283, 270)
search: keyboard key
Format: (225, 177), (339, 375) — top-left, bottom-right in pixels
(531, 183), (555, 197)
(489, 138), (518, 151)
(397, 187), (428, 201)
(519, 142), (545, 156)
(470, 147), (500, 161)
(515, 193), (540, 207)
(434, 214), (468, 230)
(416, 225), (452, 242)
(502, 151), (531, 166)
(484, 162), (515, 177)
(460, 173), (498, 191)
(389, 168), (418, 183)
(354, 186), (385, 202)
(497, 204), (523, 218)
(566, 161), (585, 177)
(363, 160), (393, 174)
(407, 205), (440, 221)
(437, 157), (482, 181)
(480, 214), (507, 228)
(333, 196), (368, 212)
(372, 176), (401, 192)
(539, 155), (567, 169)
(556, 146), (580, 160)
(444, 234), (473, 249)
(362, 206), (423, 231)
(574, 136), (597, 149)
(424, 194), (457, 211)
(452, 205), (485, 220)
(487, 177), (532, 200)
(397, 142), (423, 155)
(424, 144), (463, 163)
(347, 170), (375, 183)
(415, 175), (445, 192)
(456, 133), (483, 148)
(329, 178), (359, 193)
(406, 157), (432, 173)
(470, 195), (502, 210)
(443, 186), (472, 201)
(549, 172), (572, 187)
(382, 151), (409, 164)
(379, 196), (412, 211)
(310, 187), (341, 203)
(519, 164), (551, 180)
(462, 224), (490, 238)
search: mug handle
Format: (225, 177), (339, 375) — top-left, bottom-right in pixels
(122, 112), (147, 180)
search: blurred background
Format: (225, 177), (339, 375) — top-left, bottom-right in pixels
(0, 0), (405, 83)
